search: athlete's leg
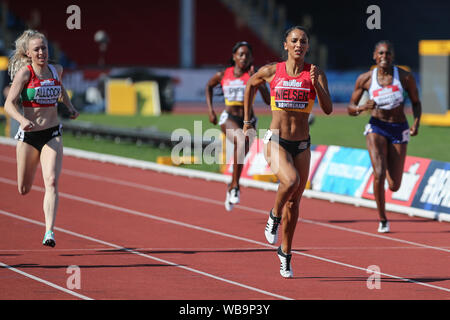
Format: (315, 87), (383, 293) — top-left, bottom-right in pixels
(16, 141), (40, 195)
(366, 133), (389, 221)
(280, 148), (310, 254)
(264, 140), (299, 219)
(386, 143), (407, 192)
(40, 136), (63, 233)
(221, 119), (245, 190)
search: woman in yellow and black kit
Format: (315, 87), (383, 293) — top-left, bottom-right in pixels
(206, 41), (270, 211)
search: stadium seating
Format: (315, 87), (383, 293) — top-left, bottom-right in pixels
(4, 0), (279, 68)
(4, 0), (180, 67)
(195, 0), (280, 67)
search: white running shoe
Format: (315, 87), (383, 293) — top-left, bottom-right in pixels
(225, 189), (234, 211)
(377, 221), (390, 233)
(229, 187), (240, 205)
(277, 246), (293, 278)
(42, 230), (55, 247)
(264, 209), (281, 244)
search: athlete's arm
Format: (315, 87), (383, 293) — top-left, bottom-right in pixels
(348, 72), (376, 116)
(257, 82), (271, 106)
(311, 64), (332, 115)
(55, 65), (79, 119)
(403, 71), (421, 136)
(243, 63), (276, 132)
(205, 71), (224, 125)
(4, 67), (34, 130)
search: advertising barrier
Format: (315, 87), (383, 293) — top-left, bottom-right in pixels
(0, 136), (447, 222)
(311, 145), (372, 197)
(223, 140), (329, 186)
(226, 139), (449, 222)
(362, 156), (431, 207)
(412, 160), (450, 214)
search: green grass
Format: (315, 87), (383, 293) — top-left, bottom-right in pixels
(62, 134), (221, 172)
(72, 112), (450, 163)
(309, 114), (450, 162)
(75, 113), (219, 133)
(1, 112), (449, 174)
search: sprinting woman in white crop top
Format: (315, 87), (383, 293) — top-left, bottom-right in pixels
(347, 40), (422, 233)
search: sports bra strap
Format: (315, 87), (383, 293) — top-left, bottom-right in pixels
(48, 64), (59, 81)
(26, 65), (35, 78)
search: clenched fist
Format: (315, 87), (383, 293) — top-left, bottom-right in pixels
(310, 64), (320, 87)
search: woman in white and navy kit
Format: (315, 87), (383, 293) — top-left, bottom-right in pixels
(206, 41), (270, 211)
(347, 41), (422, 233)
(5, 30), (79, 247)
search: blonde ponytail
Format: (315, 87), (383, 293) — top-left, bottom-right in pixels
(8, 29), (47, 80)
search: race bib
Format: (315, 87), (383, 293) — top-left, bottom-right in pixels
(372, 85), (403, 110)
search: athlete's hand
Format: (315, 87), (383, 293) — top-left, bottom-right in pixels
(243, 123), (253, 134)
(209, 111), (217, 125)
(364, 99), (377, 111)
(21, 119), (35, 131)
(310, 64), (320, 87)
(410, 124), (419, 136)
(69, 109), (80, 120)
(243, 123), (256, 151)
(248, 65), (256, 76)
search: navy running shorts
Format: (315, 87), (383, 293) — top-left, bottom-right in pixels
(364, 117), (409, 144)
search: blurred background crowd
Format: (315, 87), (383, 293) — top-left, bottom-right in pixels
(0, 0), (448, 114)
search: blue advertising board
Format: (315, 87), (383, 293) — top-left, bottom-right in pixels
(311, 146), (372, 197)
(411, 160), (450, 215)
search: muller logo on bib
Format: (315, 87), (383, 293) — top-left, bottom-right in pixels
(40, 80), (55, 86)
(282, 80), (302, 87)
(227, 79), (244, 86)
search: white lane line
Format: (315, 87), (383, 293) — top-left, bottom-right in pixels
(1, 179), (449, 294)
(0, 261), (93, 300)
(0, 155), (15, 164)
(1, 246), (448, 253)
(0, 247), (114, 253)
(301, 218), (450, 253)
(61, 169), (450, 254)
(1, 138), (447, 222)
(0, 209), (293, 300)
(1, 153), (449, 253)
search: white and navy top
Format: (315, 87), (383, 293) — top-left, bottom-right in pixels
(368, 66), (404, 110)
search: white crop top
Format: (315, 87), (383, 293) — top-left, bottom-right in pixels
(368, 66), (404, 110)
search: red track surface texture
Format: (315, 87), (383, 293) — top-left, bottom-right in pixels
(0, 143), (449, 300)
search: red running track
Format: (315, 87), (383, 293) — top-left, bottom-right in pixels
(0, 143), (449, 300)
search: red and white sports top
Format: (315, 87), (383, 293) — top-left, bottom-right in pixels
(368, 66), (404, 110)
(220, 67), (251, 107)
(21, 64), (62, 108)
(269, 62), (316, 113)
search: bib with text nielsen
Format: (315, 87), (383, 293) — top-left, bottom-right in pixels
(270, 62), (315, 113)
